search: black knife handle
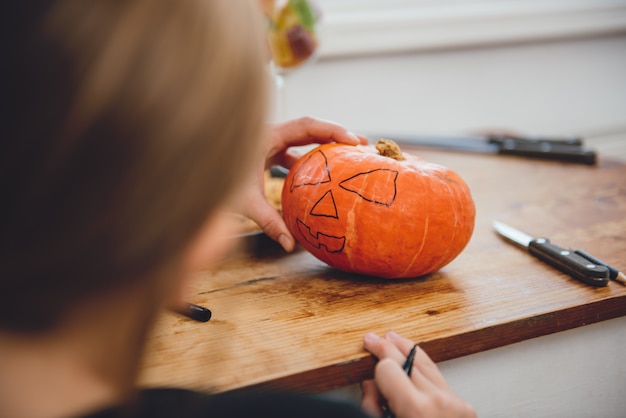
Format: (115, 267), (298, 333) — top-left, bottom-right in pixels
(495, 139), (596, 165)
(488, 135), (582, 146)
(528, 238), (609, 287)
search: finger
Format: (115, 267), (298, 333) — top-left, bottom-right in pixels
(294, 116), (363, 145)
(275, 117), (366, 147)
(360, 379), (384, 418)
(384, 331), (418, 358)
(412, 346), (449, 390)
(385, 331), (449, 390)
(374, 358), (426, 418)
(376, 358), (478, 418)
(363, 332), (407, 366)
(356, 133), (370, 144)
(381, 333), (444, 395)
(243, 197), (295, 252)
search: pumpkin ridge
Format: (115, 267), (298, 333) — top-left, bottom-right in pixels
(435, 175), (464, 269)
(400, 214), (430, 277)
(345, 205), (357, 271)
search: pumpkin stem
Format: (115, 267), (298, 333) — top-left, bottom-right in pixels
(376, 139), (406, 161)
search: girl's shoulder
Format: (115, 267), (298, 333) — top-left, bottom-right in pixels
(82, 387), (368, 418)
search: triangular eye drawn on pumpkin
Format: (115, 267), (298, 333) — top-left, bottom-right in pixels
(310, 190), (338, 219)
(290, 149), (331, 192)
(339, 168), (398, 206)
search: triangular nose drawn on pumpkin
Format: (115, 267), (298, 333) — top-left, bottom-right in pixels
(296, 218), (346, 253)
(290, 149), (331, 192)
(310, 190), (338, 218)
(339, 168), (398, 206)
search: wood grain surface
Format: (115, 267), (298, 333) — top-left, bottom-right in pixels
(138, 147), (626, 395)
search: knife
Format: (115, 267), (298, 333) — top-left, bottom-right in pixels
(370, 133), (596, 165)
(492, 221), (609, 287)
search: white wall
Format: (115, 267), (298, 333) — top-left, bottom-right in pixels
(279, 34), (626, 139)
(439, 316), (626, 418)
(315, 0), (626, 58)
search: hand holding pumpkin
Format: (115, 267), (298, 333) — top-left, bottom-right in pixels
(237, 116), (368, 252)
(361, 331), (477, 418)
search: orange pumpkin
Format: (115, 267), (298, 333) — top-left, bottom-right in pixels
(281, 139), (475, 278)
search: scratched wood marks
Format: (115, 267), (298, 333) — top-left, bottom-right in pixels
(138, 149), (626, 394)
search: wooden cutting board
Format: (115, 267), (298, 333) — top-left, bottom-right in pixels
(138, 147), (626, 394)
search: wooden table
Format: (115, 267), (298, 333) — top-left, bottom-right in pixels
(138, 146), (626, 395)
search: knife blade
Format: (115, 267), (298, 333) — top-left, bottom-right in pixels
(370, 133), (596, 165)
(492, 221), (609, 287)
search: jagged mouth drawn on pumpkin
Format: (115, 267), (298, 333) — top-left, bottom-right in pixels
(289, 149), (399, 254)
(296, 218), (346, 253)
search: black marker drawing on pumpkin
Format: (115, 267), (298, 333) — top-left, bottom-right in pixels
(339, 168), (398, 206)
(289, 149), (331, 191)
(289, 149), (400, 254)
(296, 219), (346, 253)
(310, 190), (338, 218)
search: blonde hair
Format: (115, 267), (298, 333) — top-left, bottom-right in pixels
(1, 0), (268, 331)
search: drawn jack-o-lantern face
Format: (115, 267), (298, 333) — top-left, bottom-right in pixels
(282, 143), (475, 279)
(289, 148), (398, 254)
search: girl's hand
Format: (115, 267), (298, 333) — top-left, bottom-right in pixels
(361, 331), (476, 418)
(240, 116), (367, 252)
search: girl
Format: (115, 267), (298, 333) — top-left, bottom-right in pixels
(0, 1), (475, 417)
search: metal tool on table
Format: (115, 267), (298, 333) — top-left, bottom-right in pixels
(371, 133), (597, 165)
(492, 221), (626, 287)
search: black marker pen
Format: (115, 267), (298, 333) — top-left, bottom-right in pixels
(174, 303), (212, 322)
